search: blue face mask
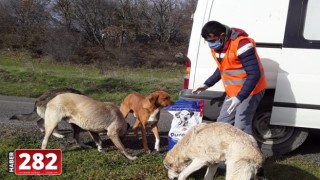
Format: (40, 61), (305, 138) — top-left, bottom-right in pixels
(208, 40), (223, 50)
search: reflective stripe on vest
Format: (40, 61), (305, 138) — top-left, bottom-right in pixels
(223, 70), (265, 85)
(211, 36), (267, 97)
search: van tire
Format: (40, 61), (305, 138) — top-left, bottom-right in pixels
(252, 108), (309, 156)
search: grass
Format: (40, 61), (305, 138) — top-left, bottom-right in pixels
(0, 137), (169, 180)
(0, 49), (183, 104)
(1, 134), (320, 180)
(0, 49), (320, 179)
(264, 155), (320, 180)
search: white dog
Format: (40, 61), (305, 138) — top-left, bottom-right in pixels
(175, 110), (194, 127)
(163, 122), (264, 180)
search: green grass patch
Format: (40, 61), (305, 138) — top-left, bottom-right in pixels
(1, 135), (319, 179)
(0, 50), (183, 103)
(264, 156), (320, 180)
(0, 137), (167, 180)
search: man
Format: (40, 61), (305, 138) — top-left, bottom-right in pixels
(192, 21), (267, 135)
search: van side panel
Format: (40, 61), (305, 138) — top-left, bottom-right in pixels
(187, 0), (214, 89)
(271, 107), (320, 129)
(273, 49), (320, 105)
(270, 0), (320, 128)
(208, 0), (289, 43)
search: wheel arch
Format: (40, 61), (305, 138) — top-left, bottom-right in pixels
(253, 91), (309, 156)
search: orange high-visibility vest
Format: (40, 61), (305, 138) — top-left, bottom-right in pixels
(211, 36), (267, 97)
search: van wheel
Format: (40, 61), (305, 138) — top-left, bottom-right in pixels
(252, 108), (309, 156)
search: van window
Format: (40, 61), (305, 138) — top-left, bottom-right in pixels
(303, 0), (320, 40)
(283, 0), (320, 49)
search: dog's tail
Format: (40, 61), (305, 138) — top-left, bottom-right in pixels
(119, 102), (131, 119)
(9, 111), (41, 121)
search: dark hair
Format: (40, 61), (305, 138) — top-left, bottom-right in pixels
(201, 21), (226, 39)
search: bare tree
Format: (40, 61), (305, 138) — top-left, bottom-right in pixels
(132, 0), (187, 44)
(71, 0), (117, 47)
(0, 0), (196, 66)
(4, 0), (51, 49)
(52, 0), (73, 31)
(0, 1), (17, 48)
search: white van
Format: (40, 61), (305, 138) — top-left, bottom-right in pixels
(180, 0), (320, 156)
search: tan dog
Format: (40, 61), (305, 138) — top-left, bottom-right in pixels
(41, 93), (137, 160)
(163, 122), (264, 180)
(10, 88), (83, 138)
(120, 91), (174, 153)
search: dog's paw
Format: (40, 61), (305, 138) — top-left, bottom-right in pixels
(154, 146), (160, 152)
(154, 140), (160, 152)
(98, 148), (105, 153)
(129, 156), (138, 161)
(154, 149), (160, 153)
(52, 132), (65, 138)
(144, 149), (151, 154)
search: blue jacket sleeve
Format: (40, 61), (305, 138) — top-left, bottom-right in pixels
(204, 68), (221, 87)
(236, 47), (261, 102)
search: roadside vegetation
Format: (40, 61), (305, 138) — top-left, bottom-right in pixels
(0, 50), (183, 103)
(0, 50), (320, 179)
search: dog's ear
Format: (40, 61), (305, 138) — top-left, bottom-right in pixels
(142, 94), (158, 109)
(190, 111), (194, 117)
(175, 112), (181, 118)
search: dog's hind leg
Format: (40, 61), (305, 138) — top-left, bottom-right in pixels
(107, 124), (137, 160)
(107, 132), (138, 161)
(204, 163), (218, 180)
(178, 159), (207, 180)
(226, 159), (255, 180)
(52, 129), (65, 138)
(140, 124), (151, 153)
(37, 118), (64, 138)
(37, 119), (45, 133)
(88, 131), (103, 152)
(120, 123), (131, 141)
(41, 117), (60, 149)
(71, 124), (91, 149)
(132, 119), (140, 139)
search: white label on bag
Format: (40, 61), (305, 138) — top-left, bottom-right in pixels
(168, 110), (202, 141)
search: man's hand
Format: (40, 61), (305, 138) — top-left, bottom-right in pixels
(226, 97), (241, 114)
(192, 84), (208, 94)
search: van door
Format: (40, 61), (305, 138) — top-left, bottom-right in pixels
(187, 0), (216, 90)
(270, 0), (320, 129)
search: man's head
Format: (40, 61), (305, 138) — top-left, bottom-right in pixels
(201, 21), (226, 39)
(201, 21), (227, 50)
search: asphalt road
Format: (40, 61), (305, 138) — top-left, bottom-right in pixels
(1, 95), (320, 166)
(0, 94), (175, 153)
(0, 95), (173, 132)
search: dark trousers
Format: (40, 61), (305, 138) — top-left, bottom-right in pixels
(217, 90), (265, 134)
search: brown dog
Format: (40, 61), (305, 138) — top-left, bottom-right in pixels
(42, 93), (137, 160)
(120, 91), (174, 153)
